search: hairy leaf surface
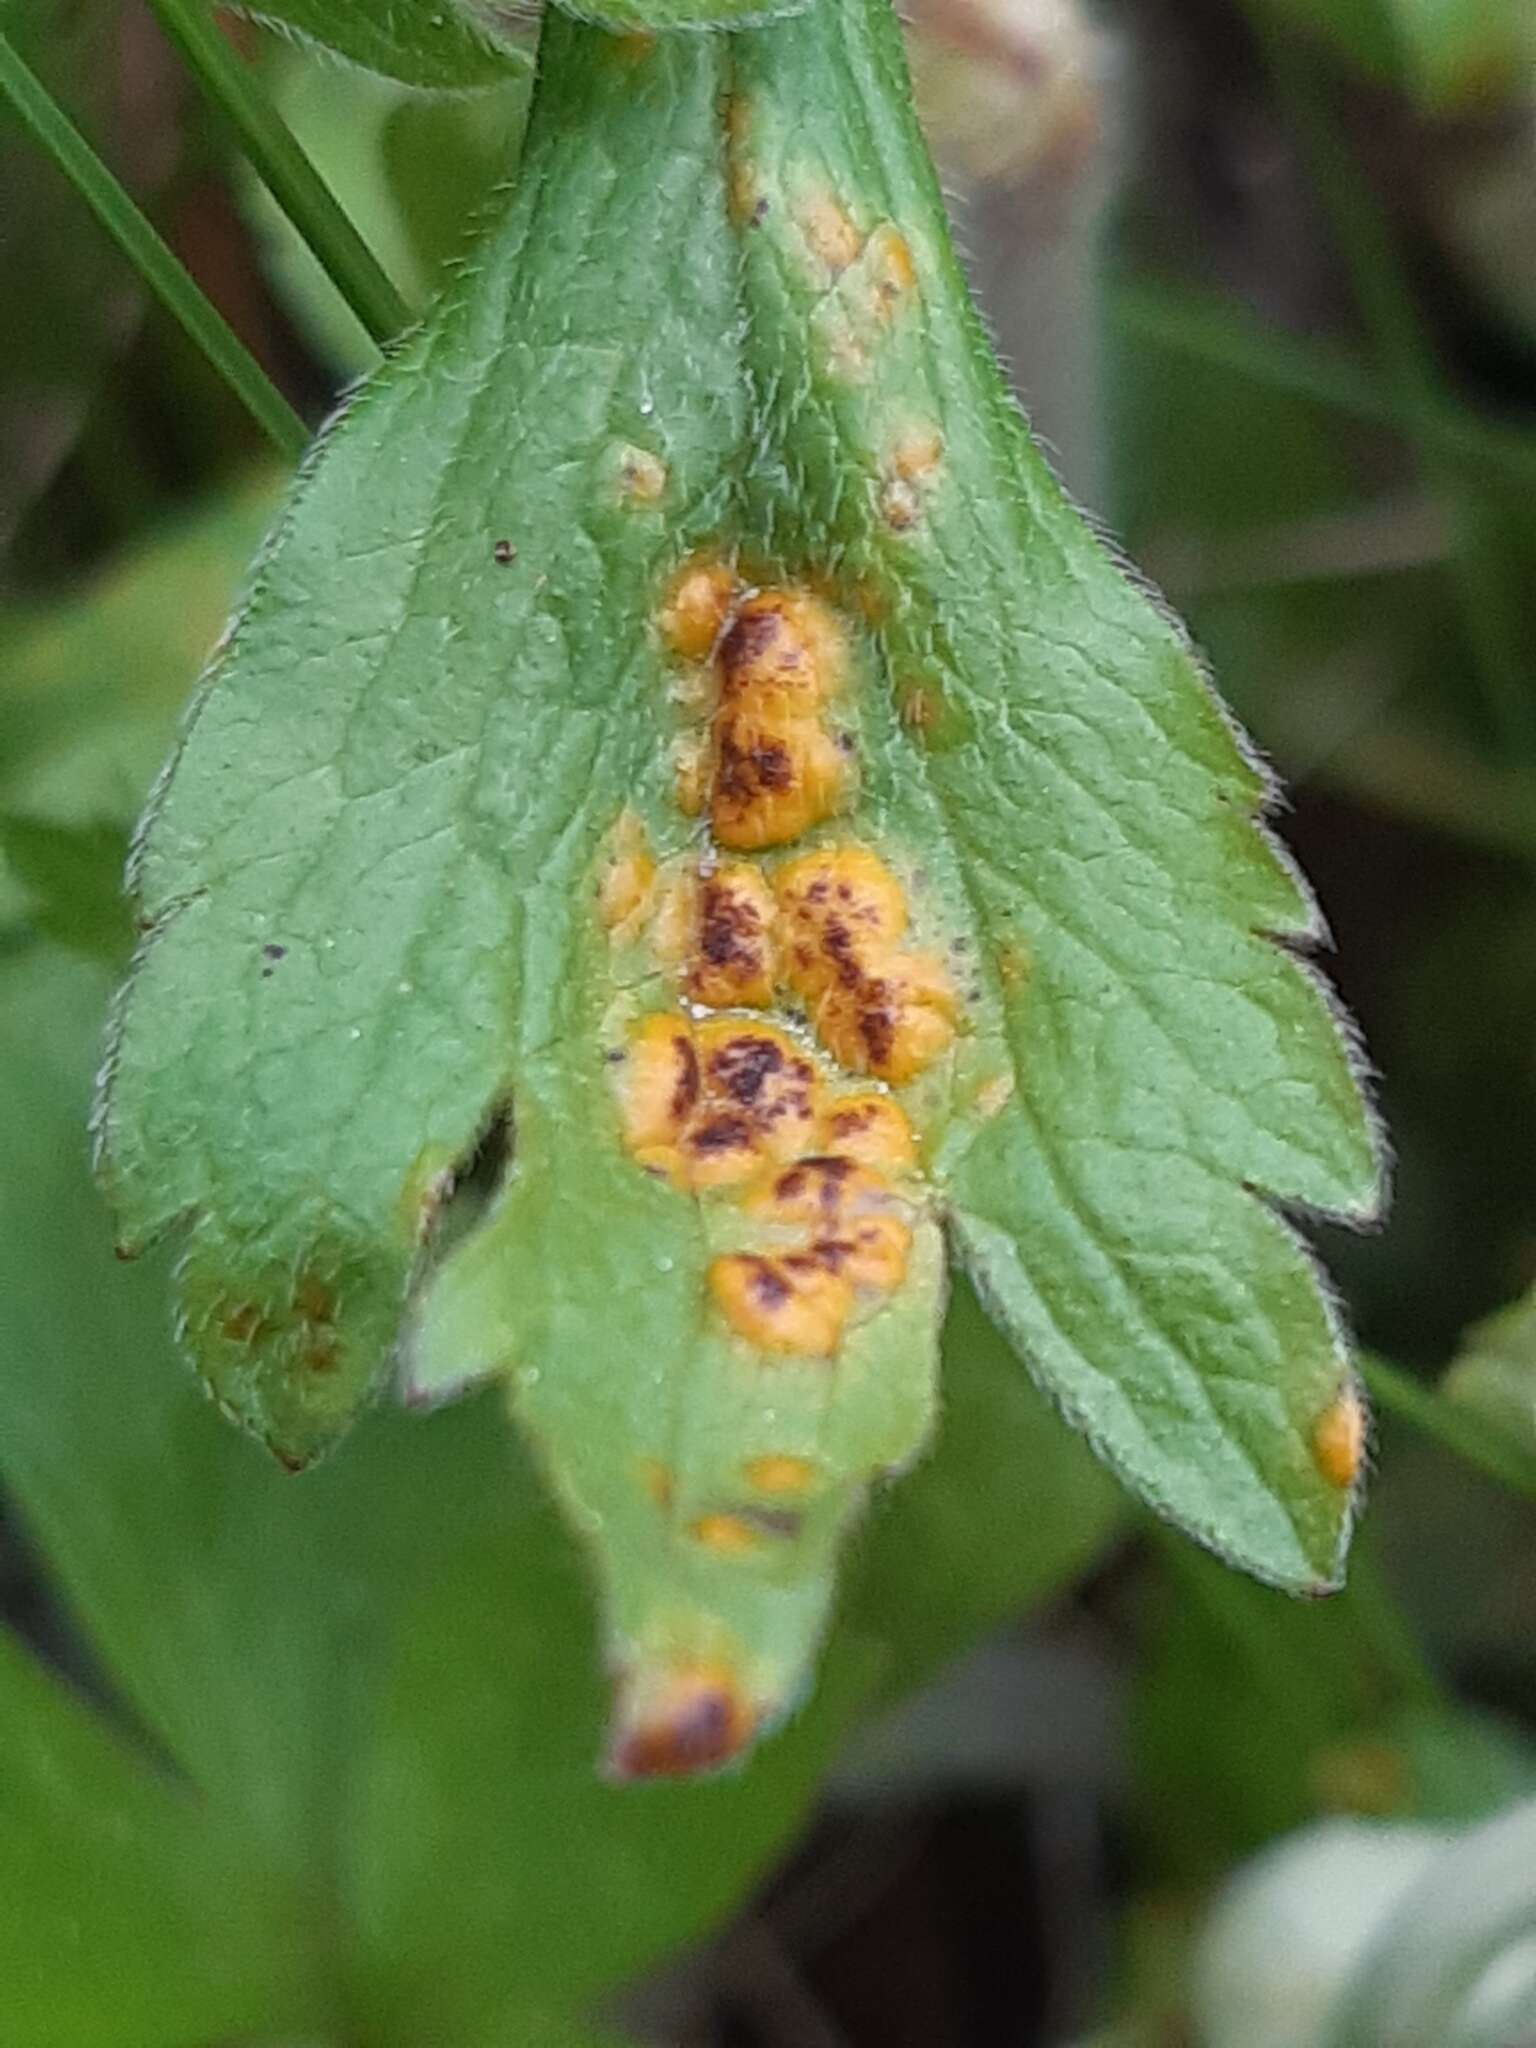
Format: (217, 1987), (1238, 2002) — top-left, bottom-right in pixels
(103, 0), (1381, 1770)
(231, 0), (528, 88)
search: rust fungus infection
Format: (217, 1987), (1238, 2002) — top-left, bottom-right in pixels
(723, 93), (760, 228)
(717, 590), (845, 710)
(879, 477), (922, 532)
(774, 846), (957, 1083)
(638, 1458), (675, 1510)
(690, 1511), (764, 1557)
(653, 863), (781, 1011)
(743, 1452), (818, 1497)
(610, 1661), (756, 1780)
(820, 1092), (917, 1170)
(797, 187), (863, 279)
(866, 224), (917, 319)
(615, 1014), (822, 1190)
(658, 556), (737, 660)
(711, 705), (846, 851)
(598, 811), (656, 935)
(775, 845), (907, 997)
(617, 445), (668, 504)
(703, 589), (851, 850)
(745, 1154), (898, 1231)
(1312, 1389), (1367, 1491)
(708, 1249), (855, 1357)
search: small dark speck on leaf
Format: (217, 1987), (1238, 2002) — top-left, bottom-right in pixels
(751, 197), (770, 225)
(493, 539), (517, 565)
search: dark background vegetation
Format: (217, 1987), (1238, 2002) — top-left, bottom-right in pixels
(3, 1), (1536, 2042)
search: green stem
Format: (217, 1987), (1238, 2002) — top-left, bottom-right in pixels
(1361, 1354), (1536, 1506)
(145, 0), (410, 348)
(1252, 14), (1536, 760)
(0, 32), (308, 461)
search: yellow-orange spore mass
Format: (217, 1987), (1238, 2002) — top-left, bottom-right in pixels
(689, 1019), (822, 1185)
(609, 1662), (756, 1780)
(690, 1511), (764, 1556)
(615, 1012), (699, 1161)
(866, 224), (917, 317)
(774, 845), (957, 1082)
(820, 1091), (916, 1170)
(743, 1453), (818, 1497)
(717, 589), (844, 713)
(684, 866), (779, 1010)
(1312, 1389), (1367, 1490)
(775, 845), (908, 1001)
(618, 1014), (824, 1190)
(659, 557), (737, 661)
(811, 1215), (913, 1293)
(710, 702), (846, 851)
(798, 189), (863, 278)
(598, 812), (656, 934)
(816, 952), (958, 1084)
(745, 1154), (898, 1231)
(708, 1250), (855, 1357)
(892, 429), (943, 482)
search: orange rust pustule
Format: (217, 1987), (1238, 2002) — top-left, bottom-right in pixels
(709, 1249), (854, 1356)
(598, 812), (656, 933)
(774, 846), (957, 1083)
(1312, 1389), (1368, 1490)
(743, 1452), (819, 1497)
(618, 1015), (822, 1190)
(820, 1092), (916, 1170)
(659, 557), (737, 661)
(690, 1511), (764, 1556)
(866, 224), (917, 318)
(806, 1216), (912, 1293)
(775, 846), (907, 1000)
(615, 1012), (701, 1162)
(709, 702), (845, 851)
(746, 1154), (898, 1229)
(815, 955), (957, 1085)
(716, 590), (844, 711)
(798, 189), (864, 278)
(609, 1664), (757, 1780)
(685, 867), (778, 1009)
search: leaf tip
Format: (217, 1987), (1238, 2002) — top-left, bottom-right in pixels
(604, 1658), (759, 1782)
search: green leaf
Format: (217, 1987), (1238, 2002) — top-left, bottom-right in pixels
(0, 1630), (297, 2047)
(102, 0), (1380, 1777)
(231, 0), (529, 89)
(0, 813), (132, 960)
(1253, 0), (1536, 110)
(1442, 1287), (1536, 1464)
(559, 0), (813, 29)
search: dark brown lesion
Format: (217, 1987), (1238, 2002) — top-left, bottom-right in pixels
(715, 724), (795, 798)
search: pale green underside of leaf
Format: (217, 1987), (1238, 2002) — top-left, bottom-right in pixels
(103, 0), (1381, 1748)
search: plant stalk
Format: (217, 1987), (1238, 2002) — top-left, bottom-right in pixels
(144, 0), (411, 348)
